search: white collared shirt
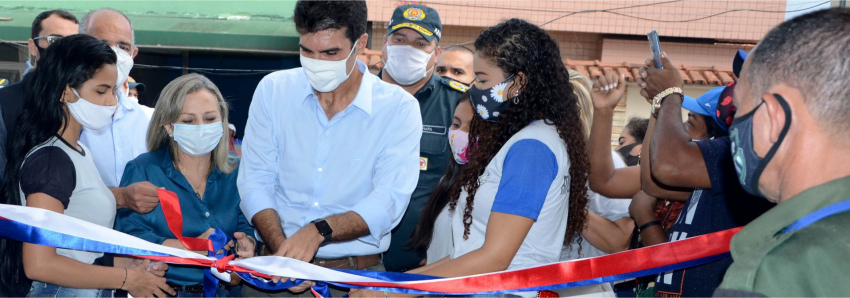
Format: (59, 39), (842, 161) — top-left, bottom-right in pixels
(238, 61), (423, 258)
(80, 91), (151, 187)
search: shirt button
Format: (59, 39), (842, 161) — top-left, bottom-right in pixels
(318, 167), (323, 172)
(205, 212), (210, 217)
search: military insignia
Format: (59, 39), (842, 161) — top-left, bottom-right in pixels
(392, 23), (433, 36)
(449, 80), (470, 92)
(404, 7), (426, 21)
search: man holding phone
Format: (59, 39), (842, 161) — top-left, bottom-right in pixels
(635, 48), (773, 297)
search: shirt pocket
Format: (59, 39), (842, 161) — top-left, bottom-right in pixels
(420, 129), (448, 155)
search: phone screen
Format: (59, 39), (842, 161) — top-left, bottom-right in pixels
(648, 29), (663, 69)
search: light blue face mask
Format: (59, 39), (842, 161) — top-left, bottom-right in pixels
(172, 121), (223, 156)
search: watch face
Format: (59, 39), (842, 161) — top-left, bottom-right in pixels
(314, 220), (333, 236)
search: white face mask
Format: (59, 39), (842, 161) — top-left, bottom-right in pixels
(112, 46), (134, 89)
(300, 40), (359, 93)
(172, 121), (223, 156)
(384, 45), (434, 85)
(67, 88), (118, 130)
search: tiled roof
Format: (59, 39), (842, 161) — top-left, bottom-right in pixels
(356, 50), (736, 86)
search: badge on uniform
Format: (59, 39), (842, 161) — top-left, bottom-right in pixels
(423, 125), (447, 135)
(420, 157), (428, 171)
(448, 80), (470, 92)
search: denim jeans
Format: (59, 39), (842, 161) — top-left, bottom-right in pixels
(27, 281), (114, 298)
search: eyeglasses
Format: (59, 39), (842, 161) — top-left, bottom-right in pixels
(33, 36), (63, 46)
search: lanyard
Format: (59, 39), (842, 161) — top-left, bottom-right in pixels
(782, 198), (850, 234)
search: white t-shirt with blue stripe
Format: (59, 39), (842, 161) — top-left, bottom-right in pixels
(450, 120), (571, 270)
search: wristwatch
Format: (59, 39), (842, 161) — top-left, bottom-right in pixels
(311, 218), (333, 245)
(652, 87), (684, 117)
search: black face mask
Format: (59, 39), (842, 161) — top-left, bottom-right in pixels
(729, 94), (792, 198)
(617, 143), (640, 166)
(468, 75), (516, 122)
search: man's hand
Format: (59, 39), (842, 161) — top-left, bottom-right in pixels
(637, 52), (684, 100)
(629, 190), (659, 226)
(591, 73), (627, 111)
(116, 182), (160, 214)
(268, 224), (323, 289)
(275, 223), (324, 263)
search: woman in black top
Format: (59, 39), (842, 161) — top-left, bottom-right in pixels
(0, 35), (173, 298)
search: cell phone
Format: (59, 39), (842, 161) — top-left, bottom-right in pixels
(647, 29), (663, 69)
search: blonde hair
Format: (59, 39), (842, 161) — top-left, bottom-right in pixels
(568, 69), (593, 140)
(147, 74), (236, 174)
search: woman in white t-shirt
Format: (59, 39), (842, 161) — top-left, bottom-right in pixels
(351, 18), (591, 297)
(0, 35), (173, 298)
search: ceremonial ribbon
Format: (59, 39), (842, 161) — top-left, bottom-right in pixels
(0, 193), (741, 297)
(156, 189), (330, 297)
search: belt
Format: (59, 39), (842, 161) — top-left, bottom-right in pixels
(166, 282), (204, 294)
(259, 245), (381, 270)
(312, 254), (381, 270)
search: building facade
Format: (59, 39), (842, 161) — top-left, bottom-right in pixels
(360, 0), (836, 145)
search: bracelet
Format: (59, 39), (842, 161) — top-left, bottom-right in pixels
(651, 87), (684, 117)
(638, 220), (661, 232)
(119, 268), (128, 290)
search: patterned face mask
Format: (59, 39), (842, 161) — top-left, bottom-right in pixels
(448, 128), (469, 165)
(468, 75), (516, 122)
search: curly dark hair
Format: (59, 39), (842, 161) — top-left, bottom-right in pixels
(625, 117), (649, 144)
(447, 18), (589, 250)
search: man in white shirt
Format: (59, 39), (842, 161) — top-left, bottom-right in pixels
(78, 8), (159, 214)
(238, 0), (422, 296)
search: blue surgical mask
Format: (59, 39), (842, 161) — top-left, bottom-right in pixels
(468, 75), (517, 122)
(172, 121), (223, 156)
(729, 95), (792, 197)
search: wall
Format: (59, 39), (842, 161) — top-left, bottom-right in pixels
(370, 23), (602, 61)
(367, 0), (788, 42)
(623, 83), (714, 124)
(601, 39), (754, 68)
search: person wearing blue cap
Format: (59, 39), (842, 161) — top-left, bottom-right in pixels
(681, 85), (736, 141)
(378, 4), (468, 273)
(717, 8), (850, 296)
(635, 50), (774, 297)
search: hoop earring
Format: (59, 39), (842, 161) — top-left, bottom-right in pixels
(513, 92), (520, 104)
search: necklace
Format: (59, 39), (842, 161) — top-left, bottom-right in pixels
(175, 162), (209, 199)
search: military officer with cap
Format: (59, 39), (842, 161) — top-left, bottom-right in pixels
(379, 4), (468, 272)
